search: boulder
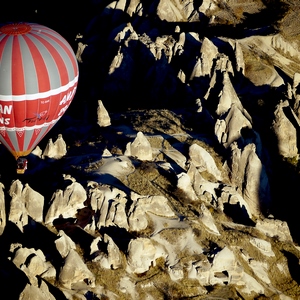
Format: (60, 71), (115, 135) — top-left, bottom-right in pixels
(8, 186), (28, 232)
(128, 192), (175, 232)
(12, 247), (56, 285)
(97, 100), (111, 127)
(271, 100), (298, 158)
(19, 282), (55, 300)
(127, 237), (164, 274)
(21, 183), (44, 223)
(58, 249), (95, 289)
(125, 131), (153, 161)
(177, 172), (199, 201)
(42, 134), (67, 159)
(45, 180), (87, 224)
(255, 218), (293, 242)
(215, 104), (252, 148)
(55, 230), (77, 258)
(188, 143), (222, 181)
(88, 183), (129, 229)
(199, 203), (220, 235)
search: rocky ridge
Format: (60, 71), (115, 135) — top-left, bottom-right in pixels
(1, 0), (300, 299)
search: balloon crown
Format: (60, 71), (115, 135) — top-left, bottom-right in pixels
(0, 23), (32, 35)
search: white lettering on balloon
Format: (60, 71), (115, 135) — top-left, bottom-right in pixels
(58, 104), (69, 117)
(0, 117), (10, 125)
(0, 104), (12, 125)
(0, 104), (12, 114)
(59, 86), (76, 106)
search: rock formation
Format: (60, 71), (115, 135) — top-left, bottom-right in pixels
(1, 0), (300, 299)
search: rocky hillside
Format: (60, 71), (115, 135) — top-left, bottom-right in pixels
(1, 0), (300, 299)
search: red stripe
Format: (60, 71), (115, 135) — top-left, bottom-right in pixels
(42, 31), (78, 77)
(11, 36), (25, 95)
(23, 35), (50, 93)
(30, 33), (69, 86)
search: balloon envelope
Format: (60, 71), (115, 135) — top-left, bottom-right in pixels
(0, 22), (79, 159)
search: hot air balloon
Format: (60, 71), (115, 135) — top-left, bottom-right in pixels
(0, 22), (79, 170)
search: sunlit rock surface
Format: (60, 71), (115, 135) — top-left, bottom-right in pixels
(1, 0), (300, 299)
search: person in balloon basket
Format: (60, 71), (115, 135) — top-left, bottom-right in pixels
(16, 157), (28, 174)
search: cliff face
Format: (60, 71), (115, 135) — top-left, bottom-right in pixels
(1, 1), (300, 299)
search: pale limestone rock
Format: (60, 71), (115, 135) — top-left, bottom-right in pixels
(292, 73), (300, 118)
(209, 247), (243, 285)
(147, 213), (189, 236)
(242, 146), (264, 215)
(220, 185), (252, 219)
(125, 131), (153, 161)
(177, 69), (186, 83)
(255, 218), (293, 242)
(104, 234), (123, 269)
(88, 183), (128, 229)
(228, 142), (242, 187)
(199, 203), (220, 235)
(216, 72), (244, 116)
(108, 46), (123, 74)
(90, 236), (102, 257)
(230, 143), (270, 216)
(177, 172), (198, 201)
(12, 247), (56, 284)
(156, 0), (187, 22)
(199, 0), (218, 15)
(248, 260), (271, 284)
(127, 237), (164, 274)
(152, 228), (202, 266)
(215, 104), (252, 148)
(8, 191), (28, 232)
(174, 32), (185, 56)
(126, 0), (141, 16)
(190, 246), (243, 286)
(168, 263), (184, 281)
(235, 40), (245, 75)
(42, 134), (67, 159)
(190, 57), (203, 80)
(271, 34), (300, 60)
(45, 181), (87, 224)
(128, 192), (175, 232)
(215, 55), (234, 75)
(186, 163), (220, 201)
(96, 155), (135, 179)
(249, 237), (275, 257)
(162, 145), (187, 170)
(31, 145), (43, 158)
(76, 41), (88, 63)
(200, 37), (219, 76)
(0, 182), (5, 235)
(102, 148), (112, 157)
(239, 272), (264, 295)
(272, 100), (298, 158)
(90, 234), (123, 269)
(55, 230), (77, 258)
(97, 100), (111, 127)
(19, 282), (55, 300)
(114, 23), (134, 43)
(188, 143), (222, 181)
(59, 249), (95, 289)
(119, 276), (138, 299)
(22, 183), (44, 222)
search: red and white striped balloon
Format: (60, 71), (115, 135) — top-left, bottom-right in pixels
(0, 22), (79, 159)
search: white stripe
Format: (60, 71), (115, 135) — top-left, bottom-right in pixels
(0, 75), (78, 101)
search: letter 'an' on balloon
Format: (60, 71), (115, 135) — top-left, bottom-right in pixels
(0, 22), (79, 160)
